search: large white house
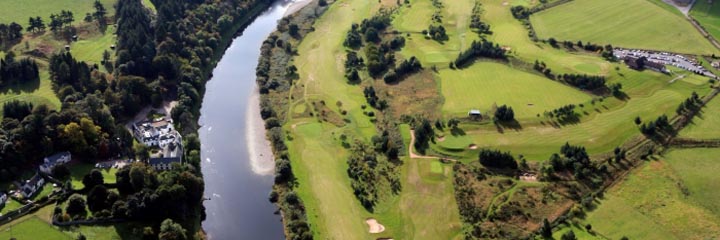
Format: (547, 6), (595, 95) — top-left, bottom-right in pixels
(19, 173), (45, 198)
(39, 152), (71, 174)
(133, 118), (176, 147)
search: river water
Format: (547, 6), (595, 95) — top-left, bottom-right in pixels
(199, 1), (296, 239)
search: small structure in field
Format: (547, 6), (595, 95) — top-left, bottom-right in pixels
(468, 109), (482, 119)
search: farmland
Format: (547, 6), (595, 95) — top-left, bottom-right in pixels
(531, 0), (719, 55)
(690, 0), (720, 42)
(681, 93), (720, 138)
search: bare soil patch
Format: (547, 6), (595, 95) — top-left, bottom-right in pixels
(365, 218), (386, 234)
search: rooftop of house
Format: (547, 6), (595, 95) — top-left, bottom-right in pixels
(469, 110), (481, 115)
(45, 151), (71, 164)
(645, 60), (666, 70)
(24, 173), (43, 187)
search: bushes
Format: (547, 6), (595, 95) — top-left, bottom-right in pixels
(558, 74), (606, 91)
(493, 105), (515, 122)
(511, 6), (531, 19)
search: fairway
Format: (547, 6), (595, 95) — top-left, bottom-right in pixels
(586, 160), (720, 239)
(681, 95), (720, 139)
(439, 61), (592, 119)
(691, 0), (720, 42)
(531, 0), (719, 55)
(0, 0), (116, 24)
(0, 71), (61, 118)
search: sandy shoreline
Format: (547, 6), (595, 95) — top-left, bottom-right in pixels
(245, 87), (276, 176)
(285, 0), (313, 17)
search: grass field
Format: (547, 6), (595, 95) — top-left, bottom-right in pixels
(70, 163), (118, 189)
(0, 0), (117, 24)
(531, 0), (719, 55)
(664, 149), (720, 217)
(0, 217), (72, 239)
(681, 94), (720, 138)
(585, 160), (720, 239)
(0, 70), (61, 118)
(439, 61), (592, 119)
(691, 0), (720, 42)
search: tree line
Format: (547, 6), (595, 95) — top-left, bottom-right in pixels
(452, 39), (506, 68)
(0, 52), (39, 88)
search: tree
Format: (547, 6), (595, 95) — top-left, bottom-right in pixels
(93, 0), (108, 26)
(494, 105), (515, 122)
(159, 219), (187, 240)
(541, 218), (552, 237)
(288, 24), (299, 37)
(87, 185), (109, 212)
(66, 194), (87, 217)
(51, 164), (71, 179)
(634, 116), (642, 125)
(82, 169), (104, 190)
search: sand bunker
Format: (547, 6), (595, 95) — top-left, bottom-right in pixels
(468, 144), (478, 150)
(437, 136), (446, 142)
(366, 218), (386, 234)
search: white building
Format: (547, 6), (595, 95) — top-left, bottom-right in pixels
(39, 152), (71, 174)
(133, 118), (176, 147)
(20, 173), (45, 198)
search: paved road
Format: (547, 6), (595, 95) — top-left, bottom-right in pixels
(614, 48), (717, 78)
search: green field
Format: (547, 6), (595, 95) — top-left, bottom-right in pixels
(0, 71), (61, 118)
(531, 0), (719, 55)
(586, 159), (720, 239)
(665, 149), (720, 216)
(439, 61), (592, 119)
(0, 0), (116, 24)
(0, 217), (71, 239)
(691, 0), (720, 42)
(681, 93), (720, 138)
(70, 163), (118, 189)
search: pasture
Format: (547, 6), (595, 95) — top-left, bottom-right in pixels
(530, 0), (719, 55)
(0, 70), (61, 118)
(439, 61), (592, 119)
(681, 94), (720, 138)
(0, 0), (117, 24)
(664, 149), (720, 217)
(691, 0), (720, 42)
(0, 217), (71, 240)
(586, 160), (720, 239)
(70, 163), (119, 189)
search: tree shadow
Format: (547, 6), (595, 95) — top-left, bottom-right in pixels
(494, 120), (523, 132)
(0, 76), (41, 95)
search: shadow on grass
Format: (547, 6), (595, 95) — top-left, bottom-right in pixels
(0, 77), (41, 95)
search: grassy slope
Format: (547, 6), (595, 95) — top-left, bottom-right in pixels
(586, 160), (720, 239)
(439, 61), (592, 119)
(0, 70), (61, 116)
(681, 92), (720, 138)
(0, 217), (71, 239)
(0, 0), (117, 24)
(531, 0), (718, 55)
(70, 163), (118, 189)
(691, 0), (720, 42)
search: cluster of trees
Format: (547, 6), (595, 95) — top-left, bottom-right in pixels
(413, 118), (435, 154)
(478, 149), (518, 169)
(346, 140), (400, 210)
(363, 86), (387, 110)
(545, 143), (597, 180)
(115, 0), (154, 78)
(424, 25), (448, 42)
(558, 74), (606, 91)
(546, 104), (577, 122)
(0, 53), (39, 88)
(533, 60), (554, 78)
(0, 22), (23, 47)
(383, 56), (422, 83)
(26, 17), (46, 33)
(84, 0), (109, 27)
(639, 114), (672, 137)
(453, 40), (505, 68)
(510, 6), (531, 19)
(470, 1), (491, 35)
(344, 51), (364, 82)
(49, 10), (75, 33)
(676, 92), (702, 115)
(366, 43), (396, 78)
(2, 101), (33, 120)
(493, 105), (515, 122)
(344, 11), (392, 47)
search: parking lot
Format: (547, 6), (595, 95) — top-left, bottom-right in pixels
(614, 48), (717, 78)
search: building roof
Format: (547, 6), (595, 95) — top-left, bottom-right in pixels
(645, 61), (665, 70)
(468, 110), (481, 115)
(25, 173), (43, 187)
(149, 157), (181, 165)
(623, 56), (644, 69)
(45, 151), (70, 164)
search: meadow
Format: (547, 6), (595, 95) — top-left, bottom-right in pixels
(70, 163), (118, 189)
(680, 93), (720, 139)
(531, 0), (719, 55)
(0, 71), (61, 117)
(664, 149), (720, 217)
(0, 0), (117, 24)
(690, 0), (720, 42)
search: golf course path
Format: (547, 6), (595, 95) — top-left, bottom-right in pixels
(408, 129), (436, 159)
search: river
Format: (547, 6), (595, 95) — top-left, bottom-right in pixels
(198, 1), (298, 239)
